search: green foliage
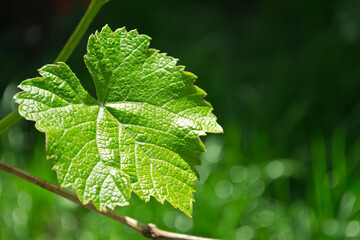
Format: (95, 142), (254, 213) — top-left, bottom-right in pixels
(13, 25), (222, 216)
(4, 0), (360, 239)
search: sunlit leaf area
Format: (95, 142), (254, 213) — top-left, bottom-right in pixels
(2, 0), (360, 239)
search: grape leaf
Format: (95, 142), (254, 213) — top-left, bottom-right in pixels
(13, 25), (222, 216)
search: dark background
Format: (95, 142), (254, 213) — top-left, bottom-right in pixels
(1, 0), (360, 239)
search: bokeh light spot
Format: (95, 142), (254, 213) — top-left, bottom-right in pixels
(17, 191), (32, 210)
(236, 225), (254, 240)
(175, 214), (193, 232)
(163, 211), (176, 228)
(322, 219), (339, 236)
(215, 180), (233, 199)
(266, 160), (284, 179)
(230, 165), (247, 183)
(345, 220), (360, 237)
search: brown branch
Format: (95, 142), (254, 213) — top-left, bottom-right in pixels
(0, 161), (218, 240)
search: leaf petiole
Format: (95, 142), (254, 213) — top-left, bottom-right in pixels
(56, 0), (109, 63)
(0, 110), (21, 136)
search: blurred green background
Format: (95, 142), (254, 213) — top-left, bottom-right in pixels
(2, 0), (360, 239)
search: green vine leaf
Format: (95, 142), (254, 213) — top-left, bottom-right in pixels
(14, 25), (222, 216)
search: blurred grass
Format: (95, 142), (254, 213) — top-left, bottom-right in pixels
(2, 0), (360, 239)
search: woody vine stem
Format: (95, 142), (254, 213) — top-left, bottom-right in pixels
(0, 0), (218, 239)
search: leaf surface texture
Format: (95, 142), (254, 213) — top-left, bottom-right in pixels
(14, 25), (222, 216)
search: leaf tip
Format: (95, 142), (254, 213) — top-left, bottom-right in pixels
(101, 24), (113, 34)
